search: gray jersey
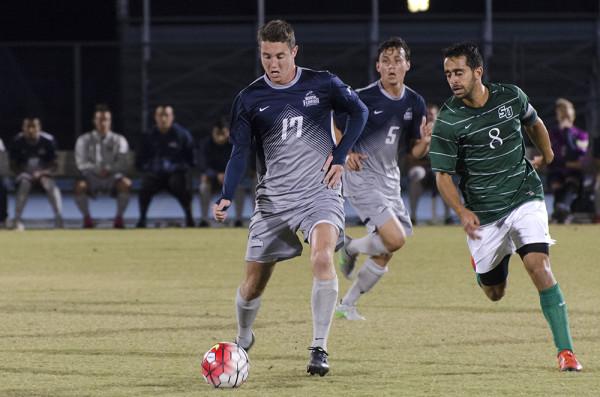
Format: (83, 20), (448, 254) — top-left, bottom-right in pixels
(229, 67), (365, 213)
(75, 130), (129, 175)
(342, 82), (426, 198)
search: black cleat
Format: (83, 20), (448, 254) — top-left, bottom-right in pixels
(307, 347), (329, 376)
(235, 331), (255, 352)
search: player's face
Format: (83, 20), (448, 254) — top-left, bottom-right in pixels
(376, 47), (410, 86)
(443, 56), (482, 99)
(260, 41), (298, 85)
(154, 106), (174, 132)
(22, 119), (41, 141)
(94, 111), (112, 134)
(555, 105), (575, 123)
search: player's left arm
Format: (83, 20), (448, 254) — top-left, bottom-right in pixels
(516, 87), (554, 168)
(410, 98), (431, 159)
(327, 75), (368, 187)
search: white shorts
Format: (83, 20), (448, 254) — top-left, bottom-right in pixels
(467, 200), (554, 274)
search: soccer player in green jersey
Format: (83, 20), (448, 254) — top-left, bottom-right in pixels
(429, 43), (582, 372)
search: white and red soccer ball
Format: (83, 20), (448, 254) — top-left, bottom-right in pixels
(201, 342), (250, 388)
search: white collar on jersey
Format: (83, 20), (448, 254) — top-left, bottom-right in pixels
(377, 80), (406, 101)
(263, 67), (303, 89)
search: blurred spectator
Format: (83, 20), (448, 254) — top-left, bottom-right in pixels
(593, 139), (600, 223)
(9, 117), (63, 230)
(135, 105), (195, 228)
(75, 105), (131, 229)
(546, 98), (589, 223)
(197, 118), (252, 227)
(0, 138), (8, 228)
(407, 103), (453, 224)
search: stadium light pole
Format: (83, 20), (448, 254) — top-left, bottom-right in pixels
(483, 0), (493, 81)
(368, 0), (380, 82)
(141, 0), (151, 134)
(256, 0), (265, 77)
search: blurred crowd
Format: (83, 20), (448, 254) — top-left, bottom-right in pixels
(0, 98), (598, 230)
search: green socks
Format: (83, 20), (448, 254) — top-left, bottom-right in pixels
(539, 283), (574, 352)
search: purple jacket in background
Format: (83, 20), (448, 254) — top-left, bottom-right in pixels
(548, 125), (589, 168)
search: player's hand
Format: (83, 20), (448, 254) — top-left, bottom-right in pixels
(457, 208), (481, 240)
(213, 198), (231, 223)
(323, 164), (343, 188)
(420, 116), (433, 143)
(532, 150), (554, 170)
(346, 152), (368, 171)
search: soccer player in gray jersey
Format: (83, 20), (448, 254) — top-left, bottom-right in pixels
(336, 37), (432, 321)
(74, 105), (131, 228)
(212, 20), (368, 376)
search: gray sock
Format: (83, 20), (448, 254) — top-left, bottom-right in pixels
(116, 191), (130, 217)
(236, 288), (261, 349)
(311, 277), (338, 351)
(341, 259), (388, 306)
(75, 193), (90, 217)
(14, 179), (32, 221)
(347, 233), (389, 257)
(41, 178), (62, 217)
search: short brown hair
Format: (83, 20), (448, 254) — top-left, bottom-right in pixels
(378, 37), (411, 61)
(257, 20), (295, 49)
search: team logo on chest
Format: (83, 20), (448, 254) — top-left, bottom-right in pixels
(303, 91), (320, 107)
(403, 107), (413, 121)
(497, 105), (513, 119)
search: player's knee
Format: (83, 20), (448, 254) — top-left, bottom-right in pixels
(485, 286), (505, 302)
(310, 248), (333, 270)
(383, 233), (405, 252)
(75, 180), (87, 194)
(117, 178), (132, 192)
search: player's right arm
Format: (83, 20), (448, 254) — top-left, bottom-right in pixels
(213, 93), (251, 222)
(429, 113), (480, 239)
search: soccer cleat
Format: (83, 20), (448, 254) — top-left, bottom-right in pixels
(307, 346), (329, 376)
(338, 235), (358, 279)
(83, 215), (94, 229)
(558, 349), (582, 372)
(113, 216), (125, 229)
(335, 303), (366, 321)
(197, 220), (210, 228)
(54, 217), (64, 229)
(235, 331), (255, 352)
(136, 219), (147, 228)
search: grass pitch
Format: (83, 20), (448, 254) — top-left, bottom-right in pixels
(0, 226), (598, 396)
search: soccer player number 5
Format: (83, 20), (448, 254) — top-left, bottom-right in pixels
(282, 116), (304, 140)
(385, 126), (400, 144)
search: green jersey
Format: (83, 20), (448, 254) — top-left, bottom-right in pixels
(429, 83), (544, 225)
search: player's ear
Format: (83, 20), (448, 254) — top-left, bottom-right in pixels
(474, 66), (483, 80)
(291, 45), (298, 58)
(406, 60), (411, 71)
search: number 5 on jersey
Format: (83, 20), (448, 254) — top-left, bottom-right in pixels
(386, 126), (399, 145)
(282, 116), (303, 140)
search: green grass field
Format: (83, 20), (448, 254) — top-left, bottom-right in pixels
(0, 226), (598, 396)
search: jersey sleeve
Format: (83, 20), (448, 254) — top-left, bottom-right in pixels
(328, 74), (368, 164)
(229, 92), (252, 148)
(429, 116), (459, 174)
(514, 85), (538, 127)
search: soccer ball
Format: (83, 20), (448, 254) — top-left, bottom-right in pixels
(201, 342), (250, 388)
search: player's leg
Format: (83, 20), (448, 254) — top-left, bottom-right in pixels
(307, 221), (339, 376)
(476, 255), (510, 301)
(198, 174), (212, 226)
(137, 173), (161, 227)
(114, 176), (131, 228)
(338, 215), (406, 319)
(74, 178), (93, 228)
(39, 176), (63, 228)
(510, 200), (581, 371)
(235, 260), (275, 351)
(13, 175), (32, 229)
(167, 171), (194, 227)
